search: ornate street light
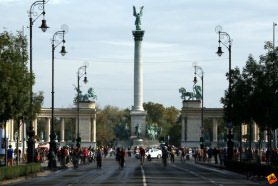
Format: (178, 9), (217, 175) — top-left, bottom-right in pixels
(48, 26), (68, 168)
(215, 25), (234, 160)
(76, 65), (88, 148)
(273, 24), (277, 155)
(274, 22), (277, 52)
(27, 0), (49, 163)
(193, 64), (204, 149)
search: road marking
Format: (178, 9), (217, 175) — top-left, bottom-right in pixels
(141, 165), (147, 186)
(171, 164), (222, 186)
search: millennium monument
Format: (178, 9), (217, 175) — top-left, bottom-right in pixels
(130, 6), (147, 145)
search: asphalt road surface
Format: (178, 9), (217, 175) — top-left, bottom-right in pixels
(4, 157), (269, 186)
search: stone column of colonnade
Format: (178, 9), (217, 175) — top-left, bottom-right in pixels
(212, 118), (218, 142)
(91, 117), (96, 142)
(9, 120), (14, 142)
(253, 122), (259, 142)
(75, 118), (78, 140)
(60, 118), (65, 142)
(46, 118), (51, 142)
(33, 118), (37, 136)
(181, 116), (185, 144)
(19, 120), (23, 141)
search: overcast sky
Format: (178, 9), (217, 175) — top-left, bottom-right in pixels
(1, 0), (277, 110)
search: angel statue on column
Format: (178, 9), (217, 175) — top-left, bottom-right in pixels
(133, 6), (144, 30)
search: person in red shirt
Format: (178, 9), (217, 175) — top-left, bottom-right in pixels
(82, 147), (89, 164)
(139, 146), (145, 165)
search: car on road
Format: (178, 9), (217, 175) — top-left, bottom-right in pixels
(145, 148), (162, 159)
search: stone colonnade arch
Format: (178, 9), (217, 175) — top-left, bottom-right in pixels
(0, 102), (96, 154)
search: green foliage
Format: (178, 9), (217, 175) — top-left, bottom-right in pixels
(143, 102), (179, 137)
(96, 102), (180, 146)
(96, 105), (126, 146)
(221, 42), (278, 132)
(0, 31), (43, 123)
(167, 124), (181, 146)
(0, 163), (41, 181)
(143, 102), (165, 123)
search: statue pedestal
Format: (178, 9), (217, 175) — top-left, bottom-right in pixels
(76, 101), (96, 148)
(181, 100), (202, 148)
(130, 110), (146, 138)
(132, 138), (144, 147)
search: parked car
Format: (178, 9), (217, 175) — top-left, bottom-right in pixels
(145, 148), (162, 159)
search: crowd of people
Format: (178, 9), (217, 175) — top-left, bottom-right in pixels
(5, 143), (277, 169)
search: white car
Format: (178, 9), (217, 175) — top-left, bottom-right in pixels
(145, 148), (162, 159)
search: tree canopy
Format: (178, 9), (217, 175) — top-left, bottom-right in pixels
(221, 41), (278, 131)
(0, 31), (43, 123)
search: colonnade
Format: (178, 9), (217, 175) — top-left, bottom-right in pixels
(0, 102), (96, 151)
(180, 100), (263, 148)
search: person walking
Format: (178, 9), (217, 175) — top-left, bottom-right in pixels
(170, 147), (175, 163)
(119, 148), (125, 168)
(96, 148), (102, 168)
(213, 147), (219, 164)
(7, 145), (14, 166)
(162, 146), (168, 167)
(139, 146), (145, 165)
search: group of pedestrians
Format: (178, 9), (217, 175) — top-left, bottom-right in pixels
(54, 146), (105, 169)
(4, 145), (23, 166)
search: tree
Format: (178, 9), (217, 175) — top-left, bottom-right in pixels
(144, 102), (180, 142)
(0, 31), (43, 124)
(221, 41), (278, 152)
(96, 105), (126, 146)
(143, 102), (165, 124)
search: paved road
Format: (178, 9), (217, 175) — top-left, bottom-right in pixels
(4, 157), (269, 186)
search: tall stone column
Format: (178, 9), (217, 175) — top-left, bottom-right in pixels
(133, 30), (144, 111)
(130, 29), (146, 138)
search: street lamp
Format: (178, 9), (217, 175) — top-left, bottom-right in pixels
(193, 64), (204, 149)
(28, 0), (49, 163)
(273, 22), (277, 149)
(76, 65), (88, 148)
(274, 22), (277, 52)
(48, 29), (67, 168)
(215, 25), (234, 160)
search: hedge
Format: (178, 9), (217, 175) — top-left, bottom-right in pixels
(0, 163), (41, 181)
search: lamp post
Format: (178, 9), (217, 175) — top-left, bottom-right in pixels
(48, 29), (67, 168)
(215, 25), (234, 160)
(76, 65), (88, 148)
(273, 22), (277, 149)
(274, 22), (277, 52)
(28, 0), (49, 163)
(193, 64), (204, 149)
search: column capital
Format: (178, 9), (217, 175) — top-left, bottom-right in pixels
(132, 30), (145, 41)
